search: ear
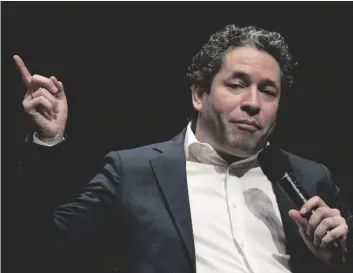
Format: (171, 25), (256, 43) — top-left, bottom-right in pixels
(191, 85), (206, 112)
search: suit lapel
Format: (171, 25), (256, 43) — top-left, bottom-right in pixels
(150, 130), (196, 271)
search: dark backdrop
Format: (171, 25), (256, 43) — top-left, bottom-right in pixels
(2, 1), (353, 271)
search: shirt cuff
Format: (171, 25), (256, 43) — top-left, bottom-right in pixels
(32, 132), (65, 147)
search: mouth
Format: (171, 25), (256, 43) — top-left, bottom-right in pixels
(233, 120), (262, 132)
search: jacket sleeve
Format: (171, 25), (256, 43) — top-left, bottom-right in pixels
(14, 138), (124, 273)
(52, 150), (124, 237)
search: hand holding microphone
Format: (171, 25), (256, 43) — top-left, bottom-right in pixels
(258, 145), (349, 265)
(288, 196), (348, 265)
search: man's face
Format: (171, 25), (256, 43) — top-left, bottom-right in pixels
(192, 46), (282, 158)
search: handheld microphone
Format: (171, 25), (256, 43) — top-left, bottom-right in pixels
(258, 145), (345, 251)
(258, 145), (311, 214)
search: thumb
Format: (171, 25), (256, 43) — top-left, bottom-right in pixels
(289, 209), (307, 229)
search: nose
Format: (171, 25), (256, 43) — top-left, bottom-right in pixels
(240, 84), (260, 116)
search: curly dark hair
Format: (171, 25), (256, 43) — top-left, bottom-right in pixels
(187, 25), (296, 90)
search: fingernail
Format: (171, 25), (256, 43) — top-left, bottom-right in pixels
(300, 208), (307, 214)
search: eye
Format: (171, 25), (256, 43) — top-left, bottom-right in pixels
(262, 89), (277, 97)
(227, 83), (246, 89)
(261, 89), (278, 101)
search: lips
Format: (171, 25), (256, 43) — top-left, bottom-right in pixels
(233, 120), (262, 132)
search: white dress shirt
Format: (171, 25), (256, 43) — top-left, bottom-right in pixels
(184, 123), (292, 273)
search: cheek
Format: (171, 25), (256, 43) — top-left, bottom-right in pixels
(262, 105), (278, 126)
(209, 90), (240, 117)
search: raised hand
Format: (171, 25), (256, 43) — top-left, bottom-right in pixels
(14, 55), (68, 143)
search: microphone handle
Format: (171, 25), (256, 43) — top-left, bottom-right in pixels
(278, 173), (346, 252)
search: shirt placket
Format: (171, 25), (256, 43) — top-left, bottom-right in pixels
(225, 167), (256, 273)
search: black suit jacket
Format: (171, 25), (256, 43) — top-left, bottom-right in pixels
(14, 128), (353, 273)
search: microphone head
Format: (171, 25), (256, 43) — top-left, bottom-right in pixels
(258, 145), (291, 182)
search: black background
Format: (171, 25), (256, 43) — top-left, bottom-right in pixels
(4, 2), (353, 190)
(2, 1), (353, 270)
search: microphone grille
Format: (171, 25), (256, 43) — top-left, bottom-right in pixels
(258, 145), (291, 182)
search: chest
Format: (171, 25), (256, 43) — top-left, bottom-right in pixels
(186, 162), (285, 236)
(186, 162), (291, 272)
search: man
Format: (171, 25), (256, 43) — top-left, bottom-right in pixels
(14, 25), (352, 273)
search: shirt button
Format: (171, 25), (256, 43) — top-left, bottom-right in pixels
(240, 241), (245, 248)
(232, 202), (237, 208)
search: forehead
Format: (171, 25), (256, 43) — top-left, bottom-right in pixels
(220, 46), (281, 83)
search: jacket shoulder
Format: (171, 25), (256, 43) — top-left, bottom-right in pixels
(108, 127), (186, 168)
(282, 150), (327, 175)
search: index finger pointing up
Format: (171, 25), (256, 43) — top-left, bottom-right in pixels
(13, 55), (32, 87)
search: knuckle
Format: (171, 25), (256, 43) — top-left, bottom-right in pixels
(339, 217), (347, 226)
(32, 74), (40, 81)
(22, 100), (28, 109)
(37, 96), (44, 103)
(36, 88), (44, 95)
(329, 229), (340, 239)
(306, 197), (319, 209)
(322, 217), (333, 226)
(44, 77), (52, 86)
(38, 96), (49, 107)
(317, 207), (327, 215)
(332, 208), (341, 215)
(40, 87), (50, 95)
(343, 224), (349, 233)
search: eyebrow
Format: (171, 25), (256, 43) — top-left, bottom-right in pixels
(228, 71), (280, 91)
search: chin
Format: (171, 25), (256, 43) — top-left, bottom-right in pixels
(226, 138), (260, 157)
(230, 148), (255, 158)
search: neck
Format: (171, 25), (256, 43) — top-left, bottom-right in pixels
(216, 151), (247, 165)
(192, 118), (265, 164)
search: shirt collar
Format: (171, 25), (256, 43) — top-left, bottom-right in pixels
(184, 122), (268, 176)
